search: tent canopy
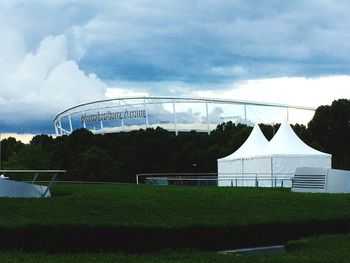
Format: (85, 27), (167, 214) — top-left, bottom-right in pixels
(217, 122), (332, 187)
(262, 121), (331, 157)
(218, 123), (268, 161)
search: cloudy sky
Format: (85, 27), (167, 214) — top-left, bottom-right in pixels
(0, 0), (349, 139)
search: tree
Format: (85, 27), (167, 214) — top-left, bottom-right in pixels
(31, 134), (55, 151)
(4, 144), (56, 170)
(69, 128), (96, 152)
(0, 137), (24, 162)
(308, 99), (350, 168)
(76, 146), (121, 181)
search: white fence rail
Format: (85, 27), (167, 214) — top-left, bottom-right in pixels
(136, 173), (293, 188)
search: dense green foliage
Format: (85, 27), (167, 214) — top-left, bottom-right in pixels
(1, 233), (350, 263)
(308, 99), (350, 169)
(1, 99), (349, 182)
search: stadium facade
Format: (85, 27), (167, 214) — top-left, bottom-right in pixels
(53, 96), (316, 136)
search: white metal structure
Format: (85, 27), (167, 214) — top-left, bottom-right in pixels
(53, 97), (316, 136)
(292, 167), (350, 193)
(218, 122), (332, 187)
(135, 172), (292, 188)
(0, 170), (65, 198)
(0, 179), (51, 198)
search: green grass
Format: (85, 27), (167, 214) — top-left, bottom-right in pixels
(1, 184), (350, 252)
(1, 183), (350, 227)
(1, 233), (350, 262)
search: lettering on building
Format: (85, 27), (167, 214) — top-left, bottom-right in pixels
(81, 109), (146, 123)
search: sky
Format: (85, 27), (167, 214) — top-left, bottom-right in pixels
(0, 0), (349, 142)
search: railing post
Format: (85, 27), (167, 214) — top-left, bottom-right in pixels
(42, 172), (58, 198)
(32, 172), (39, 184)
(274, 177), (277, 187)
(255, 176), (258, 187)
(235, 177), (238, 187)
(136, 174), (139, 185)
(281, 180), (284, 188)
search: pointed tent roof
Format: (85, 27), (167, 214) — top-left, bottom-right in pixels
(264, 121), (331, 156)
(218, 123), (269, 161)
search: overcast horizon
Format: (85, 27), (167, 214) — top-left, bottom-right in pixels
(0, 1), (349, 139)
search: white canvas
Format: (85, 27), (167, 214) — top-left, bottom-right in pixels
(218, 122), (332, 187)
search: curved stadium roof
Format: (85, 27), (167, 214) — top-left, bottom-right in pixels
(53, 96), (316, 136)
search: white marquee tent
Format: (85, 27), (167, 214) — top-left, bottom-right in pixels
(217, 122), (332, 187)
(217, 124), (268, 186)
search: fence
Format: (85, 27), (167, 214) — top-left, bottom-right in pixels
(136, 173), (294, 188)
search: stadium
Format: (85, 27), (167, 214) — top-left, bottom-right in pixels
(53, 96), (316, 136)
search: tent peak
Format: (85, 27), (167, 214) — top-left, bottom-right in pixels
(218, 123), (268, 161)
(267, 121), (330, 156)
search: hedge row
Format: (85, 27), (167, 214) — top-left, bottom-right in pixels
(1, 218), (350, 252)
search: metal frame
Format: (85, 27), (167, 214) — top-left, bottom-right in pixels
(136, 172), (293, 188)
(54, 96), (316, 136)
(0, 170), (66, 197)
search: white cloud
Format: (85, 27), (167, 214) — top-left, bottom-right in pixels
(105, 87), (149, 98)
(192, 76), (350, 108)
(0, 29), (26, 76)
(190, 76), (350, 124)
(0, 35), (107, 122)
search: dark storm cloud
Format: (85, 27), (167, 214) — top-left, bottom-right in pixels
(71, 0), (350, 86)
(1, 0), (350, 133)
(5, 1), (350, 85)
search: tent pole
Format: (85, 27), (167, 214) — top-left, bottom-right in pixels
(241, 158), (244, 186)
(271, 156), (273, 187)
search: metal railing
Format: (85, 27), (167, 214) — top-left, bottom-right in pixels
(0, 170), (66, 197)
(136, 172), (294, 188)
(136, 172), (217, 184)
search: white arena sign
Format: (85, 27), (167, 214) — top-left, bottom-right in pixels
(53, 96), (316, 136)
(81, 109), (146, 122)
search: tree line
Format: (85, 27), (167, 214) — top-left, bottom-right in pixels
(1, 99), (349, 182)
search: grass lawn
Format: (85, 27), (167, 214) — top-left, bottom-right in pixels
(1, 183), (350, 252)
(1, 183), (350, 227)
